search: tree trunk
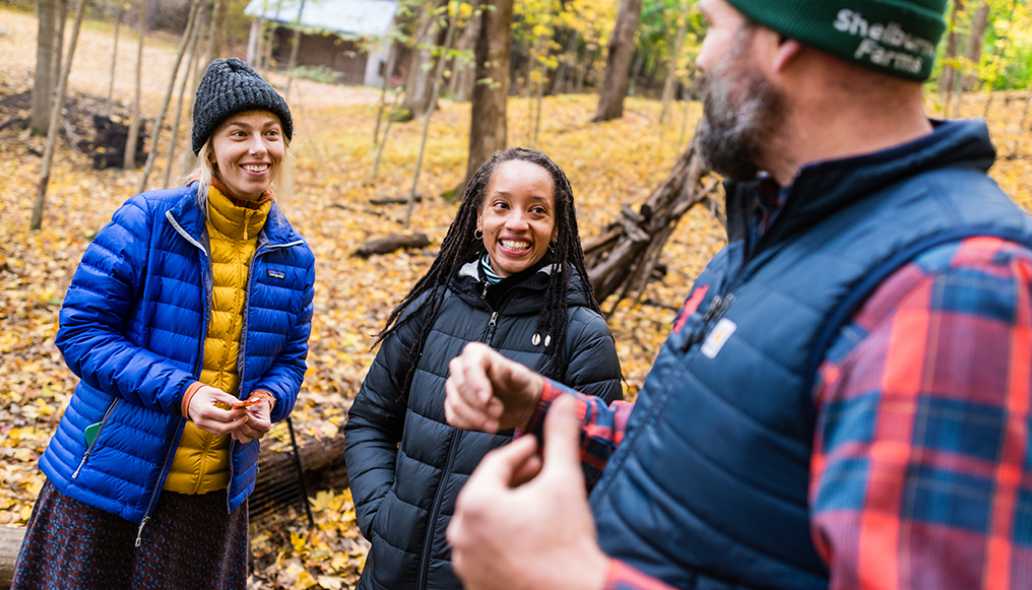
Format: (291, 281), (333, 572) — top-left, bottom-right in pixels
(137, 0), (202, 193)
(372, 39), (400, 146)
(31, 0), (59, 134)
(592, 0), (642, 122)
(404, 13), (458, 227)
(105, 4), (123, 115)
(164, 14), (202, 187)
(963, 1), (990, 91)
(193, 0), (220, 92)
(51, 0), (67, 113)
(368, 87), (404, 182)
(464, 0), (512, 181)
(247, 17), (261, 63)
(585, 139), (718, 308)
(30, 0), (86, 231)
(284, 0), (307, 99)
(144, 0), (160, 29)
(626, 49), (642, 97)
(981, 0), (1017, 120)
(574, 44), (590, 92)
(659, 9), (688, 126)
(124, 0), (145, 169)
(940, 0), (964, 114)
(402, 1), (446, 119)
(210, 0), (227, 58)
(448, 0), (481, 101)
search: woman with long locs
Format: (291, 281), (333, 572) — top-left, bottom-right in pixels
(345, 147), (624, 590)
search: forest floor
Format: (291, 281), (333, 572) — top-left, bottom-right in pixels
(1, 6), (1031, 589)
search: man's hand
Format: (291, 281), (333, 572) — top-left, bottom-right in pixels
(187, 385), (248, 435)
(447, 396), (608, 590)
(444, 342), (545, 432)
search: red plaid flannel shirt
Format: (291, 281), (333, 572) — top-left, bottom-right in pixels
(525, 237), (1032, 589)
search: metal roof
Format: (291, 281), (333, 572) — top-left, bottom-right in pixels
(244, 0), (397, 38)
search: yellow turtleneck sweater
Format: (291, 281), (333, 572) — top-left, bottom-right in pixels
(164, 185), (272, 494)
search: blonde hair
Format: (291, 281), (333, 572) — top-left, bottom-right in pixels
(186, 134), (291, 210)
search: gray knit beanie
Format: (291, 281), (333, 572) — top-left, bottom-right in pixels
(192, 58), (293, 154)
(727, 0), (948, 81)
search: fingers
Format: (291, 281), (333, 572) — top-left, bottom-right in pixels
(469, 435), (539, 489)
(541, 395), (583, 473)
(445, 379), (502, 432)
(194, 413), (248, 435)
(510, 453), (543, 487)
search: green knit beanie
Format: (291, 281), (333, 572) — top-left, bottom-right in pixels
(726, 0), (948, 81)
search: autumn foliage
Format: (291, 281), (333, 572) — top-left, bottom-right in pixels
(1, 5), (1031, 589)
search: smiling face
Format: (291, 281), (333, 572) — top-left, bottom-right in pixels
(209, 110), (285, 201)
(476, 159), (558, 277)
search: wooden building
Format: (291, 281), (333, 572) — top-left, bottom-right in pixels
(244, 0), (398, 86)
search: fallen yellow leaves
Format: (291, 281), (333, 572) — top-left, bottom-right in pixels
(2, 7), (1031, 587)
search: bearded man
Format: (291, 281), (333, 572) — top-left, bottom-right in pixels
(441, 1), (1032, 588)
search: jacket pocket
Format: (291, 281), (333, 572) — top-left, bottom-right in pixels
(370, 489), (393, 539)
(72, 398), (120, 479)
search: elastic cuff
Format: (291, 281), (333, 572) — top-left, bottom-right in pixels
(248, 389), (276, 411)
(515, 379), (565, 437)
(181, 381), (205, 419)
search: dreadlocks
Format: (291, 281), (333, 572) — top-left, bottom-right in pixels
(377, 147), (601, 393)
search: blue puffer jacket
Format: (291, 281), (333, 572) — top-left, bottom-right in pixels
(40, 185), (315, 535)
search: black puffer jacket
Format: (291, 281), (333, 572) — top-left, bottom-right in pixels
(345, 260), (623, 590)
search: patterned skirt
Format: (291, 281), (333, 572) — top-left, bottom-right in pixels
(12, 479), (249, 590)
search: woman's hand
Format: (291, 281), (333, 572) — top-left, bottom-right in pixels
(187, 385), (248, 435)
(230, 392), (274, 444)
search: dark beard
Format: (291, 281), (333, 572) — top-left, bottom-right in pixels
(695, 64), (785, 181)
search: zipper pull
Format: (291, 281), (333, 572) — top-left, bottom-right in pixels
(481, 282), (489, 299)
(488, 312), (498, 329)
(681, 294), (733, 352)
(134, 515), (150, 548)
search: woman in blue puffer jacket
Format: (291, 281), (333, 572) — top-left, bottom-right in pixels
(12, 59), (314, 590)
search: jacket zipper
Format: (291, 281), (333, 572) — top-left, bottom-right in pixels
(137, 212), (214, 547)
(71, 398), (120, 479)
(681, 199), (778, 353)
(229, 239), (303, 512)
(416, 290), (501, 589)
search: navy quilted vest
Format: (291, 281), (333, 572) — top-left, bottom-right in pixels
(588, 121), (1032, 589)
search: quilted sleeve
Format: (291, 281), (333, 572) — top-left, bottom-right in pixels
(56, 195), (197, 415)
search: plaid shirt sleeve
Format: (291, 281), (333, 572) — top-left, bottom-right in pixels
(811, 237), (1032, 589)
(525, 379), (635, 489)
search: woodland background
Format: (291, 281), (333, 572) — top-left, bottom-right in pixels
(0, 0), (1031, 587)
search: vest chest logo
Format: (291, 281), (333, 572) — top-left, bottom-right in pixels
(700, 318), (736, 359)
(267, 269), (286, 280)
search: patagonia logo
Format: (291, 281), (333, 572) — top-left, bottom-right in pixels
(267, 269), (286, 280)
(701, 318), (736, 359)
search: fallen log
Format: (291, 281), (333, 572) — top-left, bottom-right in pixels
(585, 141), (720, 310)
(353, 233), (431, 258)
(369, 195), (423, 206)
(250, 430), (348, 521)
(1, 526), (25, 589)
